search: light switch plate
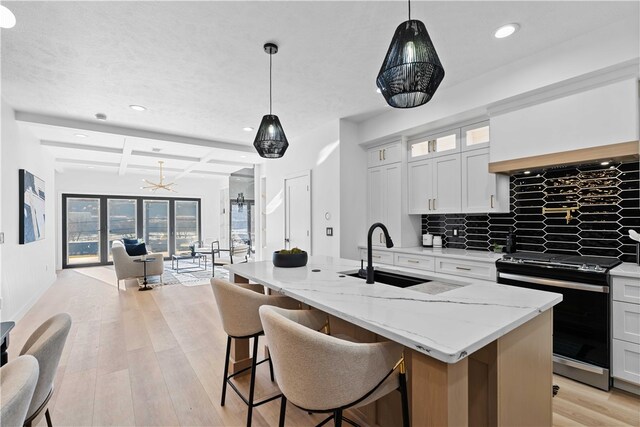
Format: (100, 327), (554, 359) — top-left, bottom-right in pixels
(326, 227), (333, 236)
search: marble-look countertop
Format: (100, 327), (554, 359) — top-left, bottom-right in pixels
(356, 245), (503, 263)
(611, 262), (640, 278)
(227, 256), (562, 364)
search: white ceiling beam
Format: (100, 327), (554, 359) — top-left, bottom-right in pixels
(118, 137), (131, 176)
(41, 140), (123, 154)
(55, 158), (230, 177)
(16, 111), (255, 153)
(173, 151), (221, 181)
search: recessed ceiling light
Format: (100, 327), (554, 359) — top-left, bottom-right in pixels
(129, 105), (147, 112)
(600, 161), (610, 166)
(494, 23), (520, 39)
(0, 5), (16, 29)
(240, 155), (247, 158)
(87, 166), (94, 169)
(95, 113), (107, 121)
(75, 133), (88, 138)
(243, 127), (254, 132)
(523, 170), (531, 175)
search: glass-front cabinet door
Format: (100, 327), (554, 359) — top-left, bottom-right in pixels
(65, 197), (101, 266)
(143, 200), (170, 256)
(462, 121), (490, 151)
(408, 129), (460, 161)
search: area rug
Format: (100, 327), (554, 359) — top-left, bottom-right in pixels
(73, 261), (228, 288)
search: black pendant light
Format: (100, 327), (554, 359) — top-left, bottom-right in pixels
(254, 43), (289, 158)
(376, 0), (445, 108)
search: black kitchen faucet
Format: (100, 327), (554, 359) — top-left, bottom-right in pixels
(359, 222), (394, 284)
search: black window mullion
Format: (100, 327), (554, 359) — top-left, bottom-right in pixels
(169, 199), (176, 256)
(100, 196), (108, 264)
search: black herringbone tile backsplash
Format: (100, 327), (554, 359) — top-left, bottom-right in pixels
(422, 160), (640, 262)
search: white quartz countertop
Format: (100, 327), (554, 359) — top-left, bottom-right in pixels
(227, 256), (562, 364)
(611, 262), (640, 278)
(356, 245), (503, 263)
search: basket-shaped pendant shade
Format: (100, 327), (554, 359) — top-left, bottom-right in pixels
(253, 114), (289, 158)
(376, 20), (445, 108)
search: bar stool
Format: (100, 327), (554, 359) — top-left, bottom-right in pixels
(210, 278), (301, 427)
(259, 306), (410, 427)
(0, 355), (39, 426)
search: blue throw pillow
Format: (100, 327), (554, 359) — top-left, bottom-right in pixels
(122, 237), (139, 245)
(125, 242), (147, 256)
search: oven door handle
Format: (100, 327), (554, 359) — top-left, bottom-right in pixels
(498, 272), (609, 293)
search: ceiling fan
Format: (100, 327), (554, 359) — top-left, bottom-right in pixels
(142, 161), (176, 192)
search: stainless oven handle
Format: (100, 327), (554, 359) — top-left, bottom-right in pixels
(553, 355), (605, 375)
(498, 272), (609, 293)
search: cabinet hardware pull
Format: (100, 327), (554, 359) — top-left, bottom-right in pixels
(428, 199), (432, 210)
(490, 195), (494, 209)
(382, 149), (385, 160)
(408, 259), (420, 263)
(456, 266), (471, 271)
(372, 255), (381, 259)
(379, 150), (382, 161)
(433, 198), (437, 210)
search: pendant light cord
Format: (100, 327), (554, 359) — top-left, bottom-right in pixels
(408, 0), (411, 20)
(269, 52), (273, 115)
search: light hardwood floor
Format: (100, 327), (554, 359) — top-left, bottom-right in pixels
(8, 268), (640, 427)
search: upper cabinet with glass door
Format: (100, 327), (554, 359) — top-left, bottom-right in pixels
(461, 121), (490, 151)
(408, 129), (461, 162)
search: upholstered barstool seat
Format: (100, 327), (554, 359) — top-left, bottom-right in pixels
(0, 355), (39, 427)
(259, 306), (410, 427)
(210, 278), (301, 427)
(21, 313), (72, 427)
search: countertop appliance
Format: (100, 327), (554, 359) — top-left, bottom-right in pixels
(422, 233), (433, 248)
(496, 252), (621, 390)
(432, 235), (442, 248)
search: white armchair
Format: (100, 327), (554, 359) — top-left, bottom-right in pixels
(112, 241), (164, 289)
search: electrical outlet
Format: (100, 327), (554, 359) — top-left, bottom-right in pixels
(326, 227), (333, 237)
(453, 228), (459, 237)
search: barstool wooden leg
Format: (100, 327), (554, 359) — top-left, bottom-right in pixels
(278, 395), (287, 427)
(221, 336), (231, 406)
(246, 336), (260, 427)
(399, 372), (410, 427)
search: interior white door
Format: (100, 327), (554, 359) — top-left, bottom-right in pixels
(284, 173), (311, 252)
(433, 154), (462, 213)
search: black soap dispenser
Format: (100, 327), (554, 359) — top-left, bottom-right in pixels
(505, 227), (517, 254)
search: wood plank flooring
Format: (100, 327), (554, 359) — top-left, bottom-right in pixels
(8, 268), (640, 427)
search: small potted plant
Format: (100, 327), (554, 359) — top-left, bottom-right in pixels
(273, 247), (308, 268)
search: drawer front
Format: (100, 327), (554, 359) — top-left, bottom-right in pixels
(435, 257), (495, 280)
(613, 339), (640, 384)
(612, 276), (640, 304)
(358, 249), (394, 266)
(613, 301), (640, 344)
(394, 253), (435, 272)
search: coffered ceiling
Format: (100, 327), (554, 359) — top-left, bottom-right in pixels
(1, 1), (637, 178)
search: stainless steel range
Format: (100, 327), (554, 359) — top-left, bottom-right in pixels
(496, 252), (621, 390)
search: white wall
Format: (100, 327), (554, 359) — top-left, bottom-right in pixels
(55, 169), (224, 269)
(357, 16), (640, 145)
(263, 120), (341, 258)
(339, 119), (367, 261)
(1, 99), (57, 321)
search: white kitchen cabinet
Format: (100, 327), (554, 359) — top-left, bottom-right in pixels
(367, 162), (418, 247)
(408, 129), (460, 162)
(435, 257), (495, 280)
(407, 159), (433, 214)
(462, 122), (490, 151)
(612, 274), (640, 390)
(407, 154), (461, 214)
(461, 148), (509, 213)
(358, 248), (394, 266)
(394, 253), (435, 271)
(368, 141), (402, 168)
(433, 154), (462, 213)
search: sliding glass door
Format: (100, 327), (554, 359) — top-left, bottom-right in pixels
(62, 194), (200, 268)
(65, 197), (101, 266)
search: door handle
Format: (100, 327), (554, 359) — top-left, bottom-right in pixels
(433, 198), (437, 210)
(490, 195), (494, 209)
(428, 198), (432, 210)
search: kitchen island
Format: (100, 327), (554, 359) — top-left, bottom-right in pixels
(227, 256), (562, 426)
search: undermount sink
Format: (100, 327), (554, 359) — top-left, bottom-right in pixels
(346, 270), (431, 288)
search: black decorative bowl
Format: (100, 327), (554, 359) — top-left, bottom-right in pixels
(273, 251), (308, 268)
